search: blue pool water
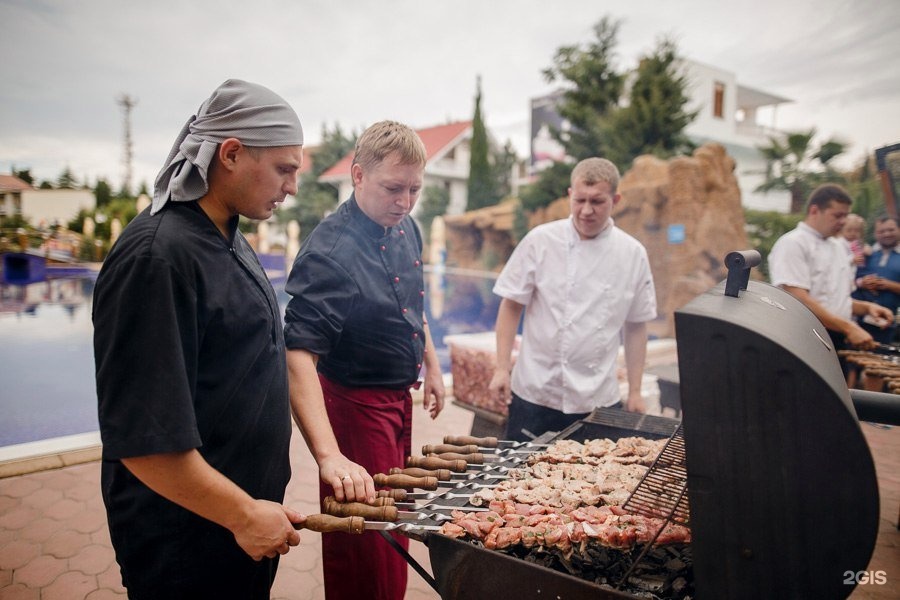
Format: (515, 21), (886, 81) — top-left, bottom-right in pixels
(0, 266), (500, 446)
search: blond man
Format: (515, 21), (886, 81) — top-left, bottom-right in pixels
(284, 120), (444, 599)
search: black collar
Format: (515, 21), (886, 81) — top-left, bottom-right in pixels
(348, 195), (391, 240)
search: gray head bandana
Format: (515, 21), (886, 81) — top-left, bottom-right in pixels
(151, 79), (304, 215)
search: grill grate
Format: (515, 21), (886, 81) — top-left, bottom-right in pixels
(614, 423), (691, 591)
(621, 423), (690, 525)
(581, 407), (683, 438)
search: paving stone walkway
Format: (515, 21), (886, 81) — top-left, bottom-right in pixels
(2, 397), (898, 599)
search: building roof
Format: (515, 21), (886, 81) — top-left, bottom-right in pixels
(0, 174), (33, 193)
(319, 120), (472, 181)
(736, 85), (791, 109)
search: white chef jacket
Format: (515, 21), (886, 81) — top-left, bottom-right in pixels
(768, 221), (854, 319)
(493, 217), (657, 413)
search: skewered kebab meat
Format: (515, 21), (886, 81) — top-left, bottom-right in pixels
(440, 503), (691, 553)
(467, 437), (666, 508)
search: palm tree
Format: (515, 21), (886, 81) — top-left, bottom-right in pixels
(756, 128), (847, 213)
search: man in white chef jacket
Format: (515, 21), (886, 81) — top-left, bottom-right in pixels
(489, 157), (657, 441)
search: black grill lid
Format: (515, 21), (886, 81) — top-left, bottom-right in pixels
(675, 278), (879, 599)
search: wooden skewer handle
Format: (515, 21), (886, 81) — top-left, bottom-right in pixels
(389, 467), (452, 481)
(406, 456), (468, 472)
(323, 497), (398, 521)
(376, 488), (408, 501)
(428, 452), (484, 465)
(444, 435), (498, 448)
(422, 443), (479, 455)
(295, 514), (365, 534)
(323, 494), (394, 507)
(373, 473), (439, 490)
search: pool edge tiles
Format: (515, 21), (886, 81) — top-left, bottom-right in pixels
(0, 431), (102, 478)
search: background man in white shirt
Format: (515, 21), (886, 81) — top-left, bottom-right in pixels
(768, 183), (891, 354)
(489, 158), (657, 441)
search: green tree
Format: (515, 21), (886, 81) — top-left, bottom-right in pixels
(604, 37), (697, 170)
(845, 155), (888, 241)
(417, 186), (451, 241)
(519, 161), (571, 212)
(312, 123), (357, 177)
(281, 123), (356, 240)
(116, 181), (134, 200)
(755, 128), (847, 214)
(744, 208), (803, 279)
(542, 16), (625, 162)
(12, 168), (34, 185)
(290, 188), (340, 242)
(467, 76), (495, 210)
(490, 140), (518, 201)
(520, 15), (696, 209)
(94, 178), (113, 208)
(57, 167), (78, 189)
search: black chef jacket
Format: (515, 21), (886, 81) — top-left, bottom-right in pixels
(93, 202), (291, 598)
(284, 196), (426, 388)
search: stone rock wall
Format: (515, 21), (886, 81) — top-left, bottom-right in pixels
(441, 201), (518, 272)
(616, 143), (749, 336)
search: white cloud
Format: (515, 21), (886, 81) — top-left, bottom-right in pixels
(2, 0), (898, 187)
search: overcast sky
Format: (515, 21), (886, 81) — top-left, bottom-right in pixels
(2, 0), (899, 191)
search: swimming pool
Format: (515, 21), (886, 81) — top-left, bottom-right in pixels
(0, 266), (500, 447)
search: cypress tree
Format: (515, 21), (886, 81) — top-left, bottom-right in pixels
(467, 75), (494, 210)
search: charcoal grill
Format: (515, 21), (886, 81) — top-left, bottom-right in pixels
(676, 250), (880, 599)
(410, 250), (894, 599)
(410, 252), (897, 600)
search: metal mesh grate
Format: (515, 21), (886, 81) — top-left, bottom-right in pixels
(613, 424), (692, 590)
(582, 407), (683, 438)
(621, 423), (690, 525)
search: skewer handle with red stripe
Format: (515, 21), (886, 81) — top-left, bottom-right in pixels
(323, 497), (398, 521)
(422, 443), (479, 455)
(294, 514), (365, 534)
(406, 456), (468, 472)
(443, 435), (498, 448)
(373, 473), (439, 490)
(428, 452), (484, 464)
(389, 466), (452, 481)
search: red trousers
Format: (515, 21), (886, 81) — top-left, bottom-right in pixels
(318, 375), (413, 600)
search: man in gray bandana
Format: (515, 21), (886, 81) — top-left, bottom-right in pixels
(93, 79), (306, 599)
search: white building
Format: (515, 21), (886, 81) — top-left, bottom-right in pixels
(2, 175), (96, 227)
(0, 174), (31, 220)
(680, 59), (792, 213)
(21, 188), (96, 227)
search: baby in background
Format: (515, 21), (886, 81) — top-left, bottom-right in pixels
(839, 214), (871, 267)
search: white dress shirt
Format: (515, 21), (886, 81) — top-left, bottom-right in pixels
(493, 217), (657, 413)
(768, 221), (854, 319)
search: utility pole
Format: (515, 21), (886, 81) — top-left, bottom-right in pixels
(116, 94), (137, 197)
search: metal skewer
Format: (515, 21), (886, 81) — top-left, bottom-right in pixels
(394, 503), (489, 512)
(425, 450), (534, 465)
(441, 435), (550, 450)
(402, 489), (480, 502)
(424, 443), (546, 455)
